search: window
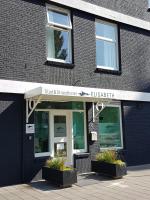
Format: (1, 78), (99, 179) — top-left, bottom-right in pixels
(34, 111), (50, 156)
(96, 20), (119, 71)
(34, 102), (87, 157)
(98, 105), (123, 149)
(148, 0), (150, 9)
(73, 112), (85, 150)
(46, 5), (72, 63)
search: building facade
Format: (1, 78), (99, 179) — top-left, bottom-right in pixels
(0, 0), (150, 186)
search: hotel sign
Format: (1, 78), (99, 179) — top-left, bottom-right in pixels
(24, 84), (150, 102)
(44, 89), (115, 99)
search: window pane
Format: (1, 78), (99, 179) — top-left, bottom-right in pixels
(35, 112), (49, 153)
(73, 112), (85, 149)
(96, 39), (117, 69)
(98, 107), (122, 148)
(54, 142), (67, 157)
(48, 10), (70, 27)
(47, 28), (69, 61)
(54, 116), (66, 137)
(96, 22), (116, 40)
(37, 102), (84, 110)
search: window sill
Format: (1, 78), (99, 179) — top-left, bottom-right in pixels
(95, 68), (121, 75)
(45, 60), (74, 69)
(100, 147), (123, 151)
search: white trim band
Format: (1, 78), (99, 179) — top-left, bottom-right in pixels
(48, 0), (150, 31)
(0, 79), (150, 102)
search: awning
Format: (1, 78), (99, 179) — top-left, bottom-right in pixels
(24, 85), (150, 102)
(24, 85), (150, 123)
(24, 86), (116, 102)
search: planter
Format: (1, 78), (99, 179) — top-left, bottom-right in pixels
(91, 161), (127, 178)
(42, 167), (77, 187)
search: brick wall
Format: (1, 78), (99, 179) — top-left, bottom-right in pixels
(0, 0), (150, 92)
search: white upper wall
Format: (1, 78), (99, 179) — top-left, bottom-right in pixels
(49, 0), (150, 31)
(1, 79), (150, 102)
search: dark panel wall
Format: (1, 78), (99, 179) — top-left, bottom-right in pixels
(0, 0), (150, 92)
(122, 101), (150, 166)
(83, 0), (150, 21)
(0, 94), (23, 186)
(22, 110), (49, 182)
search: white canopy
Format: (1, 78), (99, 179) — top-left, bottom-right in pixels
(24, 85), (150, 102)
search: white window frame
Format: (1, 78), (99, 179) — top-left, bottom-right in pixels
(72, 108), (87, 154)
(99, 103), (123, 150)
(46, 5), (72, 64)
(34, 110), (51, 158)
(34, 103), (87, 158)
(96, 19), (119, 71)
(148, 0), (150, 8)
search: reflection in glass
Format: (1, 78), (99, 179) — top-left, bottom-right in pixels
(54, 142), (67, 157)
(96, 22), (116, 40)
(47, 29), (69, 61)
(34, 111), (49, 153)
(37, 101), (84, 110)
(73, 112), (85, 149)
(99, 107), (121, 148)
(96, 39), (116, 69)
(48, 10), (70, 27)
(54, 116), (66, 137)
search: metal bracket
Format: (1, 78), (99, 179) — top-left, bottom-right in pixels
(26, 96), (42, 123)
(92, 100), (112, 122)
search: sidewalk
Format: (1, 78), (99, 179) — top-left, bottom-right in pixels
(1, 165), (150, 200)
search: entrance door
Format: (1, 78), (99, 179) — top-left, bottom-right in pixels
(50, 111), (72, 165)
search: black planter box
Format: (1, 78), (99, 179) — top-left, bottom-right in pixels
(42, 167), (77, 187)
(91, 161), (127, 178)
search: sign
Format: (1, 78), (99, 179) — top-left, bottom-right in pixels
(57, 143), (65, 150)
(44, 89), (115, 99)
(91, 131), (98, 141)
(26, 124), (35, 134)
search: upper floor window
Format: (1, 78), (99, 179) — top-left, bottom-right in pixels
(46, 5), (72, 63)
(148, 0), (150, 9)
(96, 20), (119, 71)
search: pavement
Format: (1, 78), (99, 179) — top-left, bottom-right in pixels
(1, 165), (150, 200)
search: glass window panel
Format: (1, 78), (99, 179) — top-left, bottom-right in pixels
(48, 10), (70, 27)
(73, 112), (85, 149)
(47, 28), (69, 61)
(37, 101), (84, 110)
(96, 39), (117, 69)
(54, 116), (66, 137)
(96, 22), (116, 40)
(34, 111), (49, 153)
(98, 107), (122, 148)
(54, 142), (67, 157)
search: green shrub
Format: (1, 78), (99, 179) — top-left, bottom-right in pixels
(96, 150), (125, 166)
(45, 158), (73, 171)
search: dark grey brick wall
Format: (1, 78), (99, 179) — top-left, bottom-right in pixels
(0, 0), (150, 92)
(83, 0), (150, 21)
(0, 0), (150, 185)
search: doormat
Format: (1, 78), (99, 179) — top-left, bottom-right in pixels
(75, 172), (111, 187)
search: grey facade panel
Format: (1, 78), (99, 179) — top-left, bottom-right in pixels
(83, 0), (150, 22)
(122, 101), (150, 165)
(0, 0), (150, 92)
(0, 94), (23, 186)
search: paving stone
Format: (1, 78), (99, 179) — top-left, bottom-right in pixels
(1, 167), (150, 200)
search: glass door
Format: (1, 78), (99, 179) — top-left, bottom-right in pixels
(50, 110), (72, 165)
